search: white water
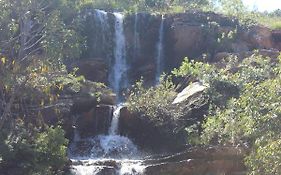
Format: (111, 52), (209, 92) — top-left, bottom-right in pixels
(109, 12), (128, 100)
(94, 10), (109, 55)
(109, 105), (123, 135)
(70, 11), (145, 175)
(133, 13), (140, 60)
(70, 105), (145, 175)
(94, 9), (108, 30)
(155, 15), (165, 84)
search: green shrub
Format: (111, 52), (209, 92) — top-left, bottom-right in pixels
(34, 126), (69, 175)
(174, 53), (281, 174)
(127, 76), (179, 124)
(0, 125), (69, 175)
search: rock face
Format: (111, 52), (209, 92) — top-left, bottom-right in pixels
(57, 80), (116, 140)
(172, 82), (207, 104)
(70, 146), (247, 175)
(244, 25), (273, 49)
(70, 59), (108, 84)
(144, 146), (247, 175)
(75, 10), (280, 87)
(119, 84), (209, 151)
(76, 105), (113, 138)
(272, 29), (281, 50)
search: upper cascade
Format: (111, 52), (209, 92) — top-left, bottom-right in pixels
(109, 12), (128, 101)
(155, 15), (165, 84)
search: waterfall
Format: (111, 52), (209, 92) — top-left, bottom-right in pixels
(70, 105), (144, 175)
(94, 9), (108, 31)
(93, 9), (109, 58)
(133, 13), (140, 60)
(109, 105), (123, 135)
(155, 15), (165, 84)
(70, 11), (145, 175)
(109, 12), (128, 100)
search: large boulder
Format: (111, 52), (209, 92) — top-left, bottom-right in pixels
(172, 82), (207, 104)
(69, 59), (108, 84)
(144, 146), (247, 175)
(272, 29), (281, 50)
(119, 86), (208, 152)
(71, 80), (116, 114)
(76, 105), (113, 138)
(242, 25), (274, 49)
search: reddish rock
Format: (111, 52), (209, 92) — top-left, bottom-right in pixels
(243, 26), (273, 49)
(272, 29), (281, 50)
(71, 59), (108, 84)
(144, 146), (247, 175)
(76, 105), (113, 138)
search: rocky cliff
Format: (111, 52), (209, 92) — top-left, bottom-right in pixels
(74, 10), (281, 86)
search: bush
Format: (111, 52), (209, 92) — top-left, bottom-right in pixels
(174, 53), (281, 174)
(0, 125), (69, 175)
(127, 76), (179, 125)
(34, 126), (69, 175)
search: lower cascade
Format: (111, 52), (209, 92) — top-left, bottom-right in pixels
(69, 104), (146, 175)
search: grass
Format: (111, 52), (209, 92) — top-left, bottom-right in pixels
(257, 16), (281, 29)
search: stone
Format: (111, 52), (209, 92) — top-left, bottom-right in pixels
(272, 29), (281, 50)
(144, 146), (247, 175)
(76, 105), (113, 138)
(243, 25), (273, 49)
(70, 59), (108, 84)
(172, 82), (207, 104)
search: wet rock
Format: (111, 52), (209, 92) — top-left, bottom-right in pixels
(71, 80), (116, 114)
(95, 166), (117, 175)
(76, 105), (113, 138)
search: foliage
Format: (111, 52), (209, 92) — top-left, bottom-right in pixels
(127, 76), (178, 124)
(174, 53), (281, 174)
(257, 15), (281, 29)
(34, 126), (69, 175)
(86, 0), (212, 13)
(0, 124), (68, 175)
(127, 74), (207, 143)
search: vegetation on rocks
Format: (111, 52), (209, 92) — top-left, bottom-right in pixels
(173, 53), (281, 174)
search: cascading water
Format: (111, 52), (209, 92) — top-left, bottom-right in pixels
(109, 12), (128, 100)
(70, 104), (145, 175)
(155, 15), (165, 84)
(94, 9), (108, 31)
(133, 13), (140, 60)
(69, 11), (145, 175)
(94, 10), (108, 52)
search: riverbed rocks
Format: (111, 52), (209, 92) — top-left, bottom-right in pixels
(70, 146), (247, 175)
(144, 146), (247, 175)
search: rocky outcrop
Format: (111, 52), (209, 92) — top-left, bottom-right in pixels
(55, 80), (116, 140)
(77, 10), (280, 86)
(172, 82), (207, 104)
(119, 85), (208, 151)
(76, 105), (113, 138)
(243, 25), (274, 49)
(144, 146), (247, 175)
(69, 59), (109, 84)
(272, 29), (281, 50)
(70, 146), (247, 175)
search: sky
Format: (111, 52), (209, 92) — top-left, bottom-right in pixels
(242, 0), (281, 12)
